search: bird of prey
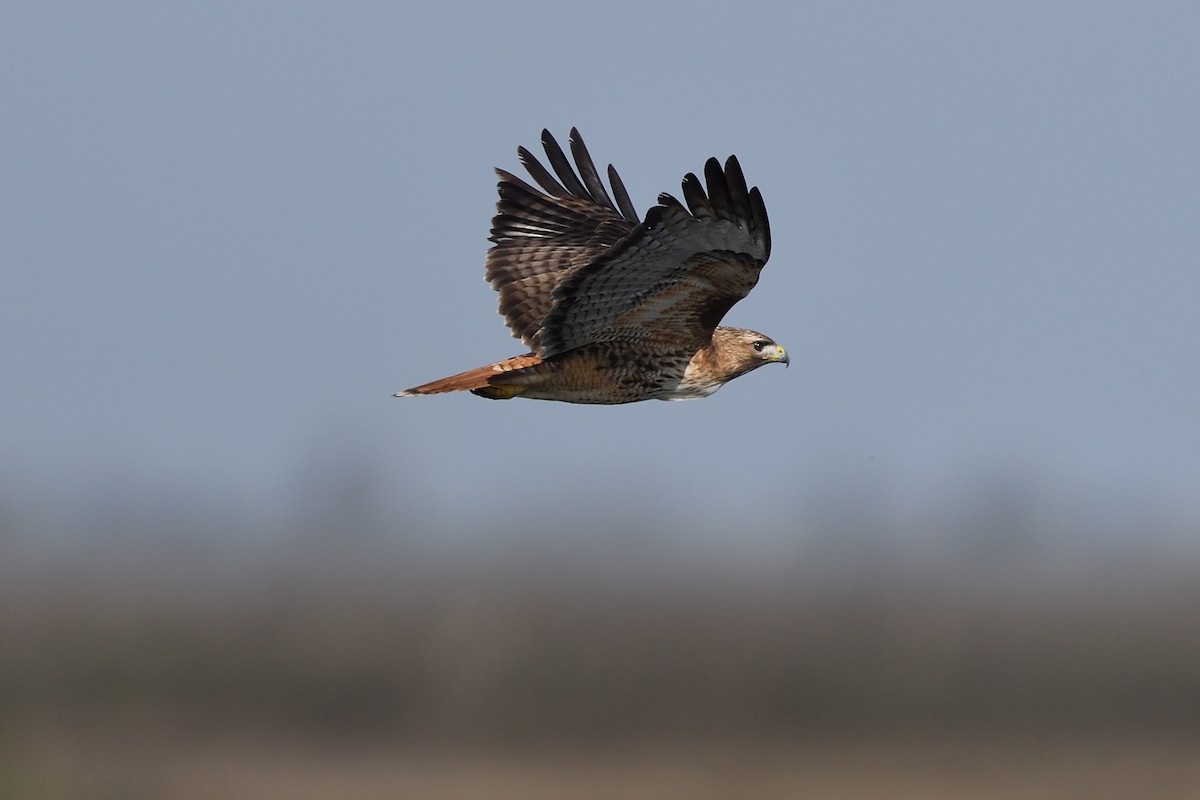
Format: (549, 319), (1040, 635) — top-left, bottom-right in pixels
(394, 128), (786, 403)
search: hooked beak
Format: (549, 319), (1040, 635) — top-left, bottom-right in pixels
(773, 345), (789, 368)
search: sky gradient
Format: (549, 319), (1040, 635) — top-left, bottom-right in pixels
(4, 2), (1199, 532)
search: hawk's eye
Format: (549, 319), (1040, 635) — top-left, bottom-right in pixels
(752, 341), (766, 352)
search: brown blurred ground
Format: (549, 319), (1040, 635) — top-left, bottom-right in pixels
(10, 733), (1200, 799)
(2, 488), (1199, 797)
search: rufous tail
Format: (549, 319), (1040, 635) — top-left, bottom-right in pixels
(393, 354), (542, 399)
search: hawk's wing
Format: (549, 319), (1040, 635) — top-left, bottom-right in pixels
(537, 155), (772, 358)
(486, 129), (639, 351)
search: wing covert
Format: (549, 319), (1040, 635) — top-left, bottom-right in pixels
(485, 129), (639, 350)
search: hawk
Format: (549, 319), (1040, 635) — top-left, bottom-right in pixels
(394, 128), (787, 403)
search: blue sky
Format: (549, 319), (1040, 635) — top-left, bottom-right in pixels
(3, 2), (1198, 531)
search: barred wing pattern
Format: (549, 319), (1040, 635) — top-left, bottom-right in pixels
(485, 129), (639, 352)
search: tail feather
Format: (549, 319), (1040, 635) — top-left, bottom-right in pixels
(393, 354), (542, 398)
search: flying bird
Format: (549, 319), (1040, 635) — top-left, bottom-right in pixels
(394, 128), (786, 403)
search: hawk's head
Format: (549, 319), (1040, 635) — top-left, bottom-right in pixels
(673, 326), (787, 399)
(716, 326), (788, 372)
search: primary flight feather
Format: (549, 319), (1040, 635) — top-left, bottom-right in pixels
(394, 128), (787, 403)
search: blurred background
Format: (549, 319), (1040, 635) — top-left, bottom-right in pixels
(3, 2), (1199, 797)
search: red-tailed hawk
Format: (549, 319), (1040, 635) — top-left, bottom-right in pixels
(395, 129), (787, 403)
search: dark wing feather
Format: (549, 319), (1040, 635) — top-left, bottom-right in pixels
(537, 156), (771, 358)
(539, 129), (590, 198)
(569, 130), (615, 210)
(703, 157), (734, 219)
(486, 129), (639, 350)
(608, 165), (640, 223)
(517, 146), (570, 198)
